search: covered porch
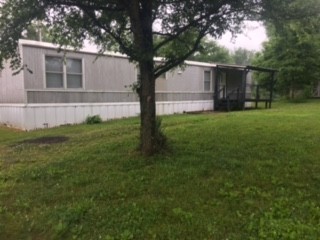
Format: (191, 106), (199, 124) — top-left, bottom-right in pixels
(214, 64), (277, 111)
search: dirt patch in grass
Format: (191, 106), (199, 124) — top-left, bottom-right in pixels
(20, 136), (69, 145)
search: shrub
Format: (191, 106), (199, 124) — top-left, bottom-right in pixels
(155, 117), (167, 151)
(85, 115), (102, 124)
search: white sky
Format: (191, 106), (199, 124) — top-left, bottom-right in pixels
(84, 21), (268, 53)
(217, 21), (268, 52)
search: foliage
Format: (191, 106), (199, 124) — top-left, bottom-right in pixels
(189, 38), (232, 64)
(22, 21), (53, 42)
(189, 40), (256, 65)
(187, 39), (257, 66)
(253, 0), (320, 98)
(232, 47), (256, 65)
(154, 117), (167, 151)
(85, 115), (103, 125)
(1, 100), (320, 239)
(0, 0), (261, 74)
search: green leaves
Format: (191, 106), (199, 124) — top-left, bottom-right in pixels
(253, 0), (320, 98)
(189, 38), (232, 64)
(0, 0), (274, 70)
(0, 0), (45, 69)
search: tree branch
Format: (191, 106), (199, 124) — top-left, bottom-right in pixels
(154, 29), (207, 79)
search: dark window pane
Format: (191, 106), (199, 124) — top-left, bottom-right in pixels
(204, 71), (211, 91)
(46, 73), (63, 88)
(67, 74), (82, 88)
(67, 59), (82, 74)
(46, 57), (63, 72)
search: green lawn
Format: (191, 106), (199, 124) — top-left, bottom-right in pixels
(1, 100), (320, 239)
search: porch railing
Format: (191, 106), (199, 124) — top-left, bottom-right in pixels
(214, 83), (273, 111)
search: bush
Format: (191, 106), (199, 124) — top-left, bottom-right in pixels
(85, 115), (102, 124)
(138, 117), (167, 154)
(155, 117), (167, 151)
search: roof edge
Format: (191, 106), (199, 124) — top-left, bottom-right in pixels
(18, 39), (217, 68)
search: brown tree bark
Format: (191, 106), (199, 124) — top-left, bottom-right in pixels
(127, 0), (158, 155)
(139, 61), (156, 155)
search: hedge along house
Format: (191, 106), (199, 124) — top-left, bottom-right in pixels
(0, 39), (215, 130)
(0, 40), (276, 130)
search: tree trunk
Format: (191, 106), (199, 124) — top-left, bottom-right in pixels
(128, 1), (158, 155)
(139, 61), (156, 156)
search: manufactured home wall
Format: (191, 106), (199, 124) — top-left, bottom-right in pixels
(23, 45), (136, 90)
(0, 100), (213, 130)
(26, 90), (139, 103)
(166, 65), (215, 92)
(23, 44), (139, 103)
(22, 44), (214, 104)
(0, 61), (25, 103)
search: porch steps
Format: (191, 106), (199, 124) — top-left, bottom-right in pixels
(215, 99), (243, 111)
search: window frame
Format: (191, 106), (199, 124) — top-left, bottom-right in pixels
(44, 55), (84, 89)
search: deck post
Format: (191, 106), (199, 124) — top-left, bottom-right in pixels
(269, 72), (275, 109)
(255, 85), (260, 109)
(242, 69), (248, 110)
(227, 96), (230, 112)
(214, 66), (220, 110)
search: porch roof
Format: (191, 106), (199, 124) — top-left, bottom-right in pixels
(216, 64), (277, 73)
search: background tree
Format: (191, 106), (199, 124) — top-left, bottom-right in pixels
(253, 8), (320, 98)
(232, 48), (255, 65)
(254, 0), (320, 98)
(0, 0), (317, 155)
(189, 38), (232, 64)
(23, 21), (53, 42)
(189, 41), (256, 65)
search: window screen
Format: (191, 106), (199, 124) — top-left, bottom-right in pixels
(204, 70), (211, 91)
(45, 56), (63, 88)
(66, 58), (82, 88)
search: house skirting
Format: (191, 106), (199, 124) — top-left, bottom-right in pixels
(0, 100), (213, 130)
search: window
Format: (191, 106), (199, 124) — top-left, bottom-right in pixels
(204, 70), (211, 91)
(46, 57), (63, 88)
(66, 58), (82, 88)
(45, 56), (82, 89)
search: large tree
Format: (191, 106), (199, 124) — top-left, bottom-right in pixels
(253, 0), (320, 98)
(0, 0), (315, 155)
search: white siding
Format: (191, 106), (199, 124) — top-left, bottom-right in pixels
(0, 61), (25, 103)
(23, 45), (136, 91)
(0, 101), (213, 130)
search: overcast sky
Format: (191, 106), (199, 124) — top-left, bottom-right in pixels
(84, 21), (268, 53)
(217, 21), (268, 52)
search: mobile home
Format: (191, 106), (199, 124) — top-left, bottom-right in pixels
(0, 39), (275, 130)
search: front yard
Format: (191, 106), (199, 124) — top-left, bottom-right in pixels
(1, 100), (320, 239)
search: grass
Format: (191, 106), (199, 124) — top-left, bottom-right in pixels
(1, 100), (320, 239)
